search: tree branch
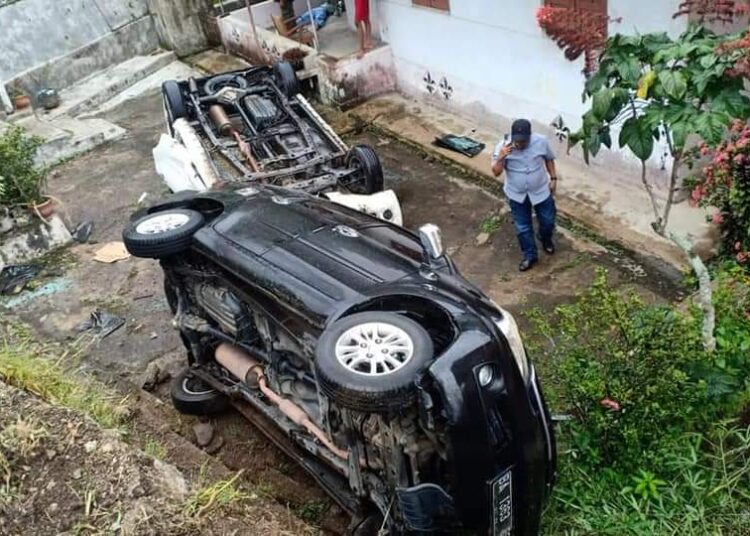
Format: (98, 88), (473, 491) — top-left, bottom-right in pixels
(640, 159), (663, 227)
(669, 232), (716, 353)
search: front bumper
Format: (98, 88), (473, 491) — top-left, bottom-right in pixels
(423, 329), (556, 535)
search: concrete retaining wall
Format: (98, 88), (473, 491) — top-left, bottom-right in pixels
(1, 0), (216, 99)
(1, 0), (156, 86)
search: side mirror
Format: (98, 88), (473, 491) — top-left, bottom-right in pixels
(419, 223), (444, 261)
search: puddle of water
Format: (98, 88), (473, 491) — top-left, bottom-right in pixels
(1, 277), (73, 309)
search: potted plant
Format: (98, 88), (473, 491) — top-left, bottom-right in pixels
(9, 82), (31, 110)
(0, 125), (51, 217)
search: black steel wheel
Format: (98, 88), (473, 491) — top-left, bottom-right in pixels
(273, 61), (301, 98)
(344, 145), (384, 194)
(162, 80), (186, 136)
(203, 73), (249, 95)
(122, 208), (204, 259)
(315, 312), (434, 413)
(170, 368), (228, 416)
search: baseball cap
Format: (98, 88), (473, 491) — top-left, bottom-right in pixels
(511, 119), (532, 143)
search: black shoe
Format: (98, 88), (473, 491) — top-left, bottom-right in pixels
(543, 241), (555, 255)
(519, 258), (537, 272)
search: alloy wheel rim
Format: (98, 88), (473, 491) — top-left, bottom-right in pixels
(136, 213), (189, 235)
(335, 322), (414, 376)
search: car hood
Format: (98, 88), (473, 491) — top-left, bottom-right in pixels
(192, 189), (426, 305)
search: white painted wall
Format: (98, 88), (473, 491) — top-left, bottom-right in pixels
(609, 0), (686, 37)
(377, 0), (686, 128)
(374, 0), (687, 182)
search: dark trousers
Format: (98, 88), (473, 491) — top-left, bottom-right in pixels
(508, 195), (556, 262)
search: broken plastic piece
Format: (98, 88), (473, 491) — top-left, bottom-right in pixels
(72, 220), (94, 244)
(76, 309), (125, 338)
(0, 265), (40, 295)
(433, 134), (486, 157)
(325, 190), (403, 226)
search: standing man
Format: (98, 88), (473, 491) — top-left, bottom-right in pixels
(355, 0), (372, 58)
(491, 119), (558, 272)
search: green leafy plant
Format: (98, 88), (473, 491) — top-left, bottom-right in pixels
(532, 267), (750, 534)
(567, 25), (750, 352)
(0, 125), (46, 207)
(570, 26), (750, 235)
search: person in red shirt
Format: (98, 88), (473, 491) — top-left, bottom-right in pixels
(355, 0), (372, 57)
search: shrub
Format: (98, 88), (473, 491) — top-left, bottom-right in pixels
(0, 125), (45, 207)
(690, 120), (750, 265)
(531, 267), (750, 533)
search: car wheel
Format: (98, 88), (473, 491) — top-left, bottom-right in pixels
(122, 208), (204, 259)
(344, 145), (384, 194)
(315, 312), (434, 413)
(203, 73), (249, 95)
(273, 61), (301, 98)
(170, 368), (229, 416)
(162, 80), (186, 136)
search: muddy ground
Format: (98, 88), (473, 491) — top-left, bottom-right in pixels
(2, 90), (685, 533)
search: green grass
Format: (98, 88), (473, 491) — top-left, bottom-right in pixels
(294, 499), (329, 524)
(479, 212), (504, 234)
(184, 471), (252, 518)
(144, 438), (167, 460)
(0, 323), (128, 430)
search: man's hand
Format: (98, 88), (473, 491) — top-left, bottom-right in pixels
(550, 178), (557, 195)
(499, 143), (514, 159)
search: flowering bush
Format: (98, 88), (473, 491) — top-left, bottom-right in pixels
(691, 120), (750, 264)
(536, 6), (617, 75)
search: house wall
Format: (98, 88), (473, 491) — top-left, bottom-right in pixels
(374, 0), (687, 183)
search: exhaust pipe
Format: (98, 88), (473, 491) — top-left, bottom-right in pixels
(214, 343), (350, 460)
(208, 105), (261, 172)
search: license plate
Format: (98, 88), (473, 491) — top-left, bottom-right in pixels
(491, 469), (513, 536)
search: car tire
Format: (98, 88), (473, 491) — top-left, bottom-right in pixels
(170, 368), (228, 416)
(273, 61), (301, 98)
(122, 208), (204, 259)
(203, 73), (249, 95)
(344, 145), (384, 194)
(162, 80), (186, 136)
(315, 312), (434, 413)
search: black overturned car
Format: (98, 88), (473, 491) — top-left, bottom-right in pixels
(123, 185), (556, 535)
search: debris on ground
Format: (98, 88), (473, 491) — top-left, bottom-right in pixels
(93, 241), (130, 263)
(433, 134), (486, 157)
(71, 220), (95, 243)
(138, 360), (172, 391)
(193, 422), (215, 448)
(0, 264), (40, 295)
(475, 232), (491, 246)
(76, 308), (125, 338)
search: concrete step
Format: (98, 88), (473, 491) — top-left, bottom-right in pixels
(82, 60), (203, 117)
(45, 50), (176, 119)
(13, 114), (125, 167)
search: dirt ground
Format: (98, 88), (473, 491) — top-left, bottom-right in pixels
(2, 90), (685, 534)
(0, 380), (316, 536)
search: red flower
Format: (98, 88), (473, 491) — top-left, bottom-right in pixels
(600, 398), (621, 411)
(712, 213), (724, 224)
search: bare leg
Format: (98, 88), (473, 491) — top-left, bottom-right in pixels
(364, 20), (373, 50)
(357, 21), (366, 58)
